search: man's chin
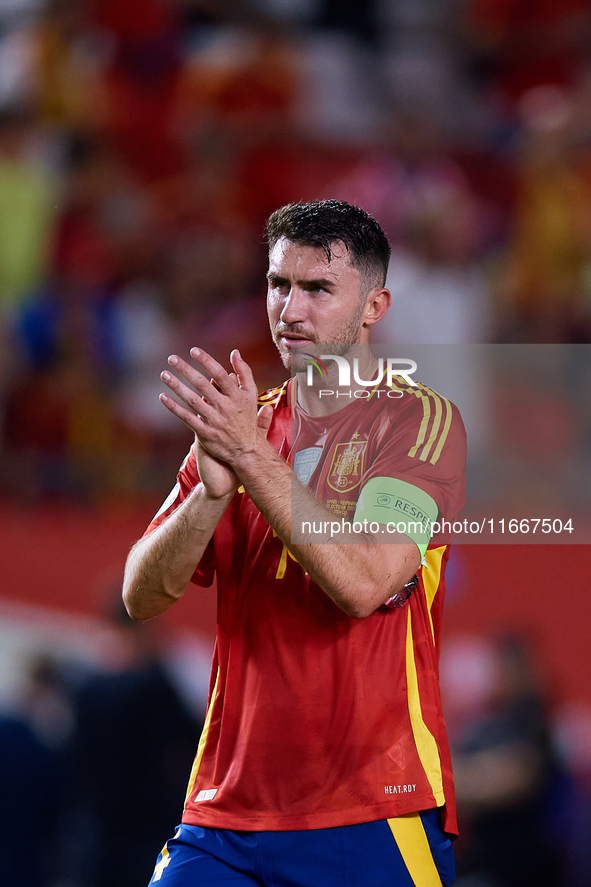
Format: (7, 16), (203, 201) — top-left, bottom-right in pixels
(274, 342), (305, 375)
(289, 354), (309, 375)
(275, 345), (292, 372)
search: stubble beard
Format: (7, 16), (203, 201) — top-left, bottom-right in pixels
(274, 301), (366, 376)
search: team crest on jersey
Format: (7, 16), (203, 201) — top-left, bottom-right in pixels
(327, 438), (367, 493)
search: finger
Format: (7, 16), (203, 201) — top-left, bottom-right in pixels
(216, 372), (239, 393)
(161, 371), (215, 421)
(189, 347), (235, 396)
(168, 355), (223, 404)
(159, 392), (209, 435)
(256, 403), (273, 437)
(230, 349), (257, 394)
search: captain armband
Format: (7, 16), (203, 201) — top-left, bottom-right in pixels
(353, 477), (438, 559)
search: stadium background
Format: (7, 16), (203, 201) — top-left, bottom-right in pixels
(0, 1), (590, 885)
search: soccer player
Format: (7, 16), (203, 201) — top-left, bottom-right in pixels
(123, 200), (466, 887)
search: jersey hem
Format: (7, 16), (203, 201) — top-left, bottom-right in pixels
(182, 795), (457, 835)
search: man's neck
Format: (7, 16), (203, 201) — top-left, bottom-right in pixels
(295, 347), (382, 416)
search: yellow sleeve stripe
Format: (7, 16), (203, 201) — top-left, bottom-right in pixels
(405, 609), (445, 805)
(275, 542), (300, 579)
(365, 367), (388, 401)
(258, 380), (288, 407)
(403, 383), (451, 466)
(372, 375), (453, 465)
(430, 398), (453, 465)
(387, 814), (443, 887)
(407, 388), (432, 458)
(418, 389), (442, 463)
(421, 546), (446, 644)
(184, 667), (220, 805)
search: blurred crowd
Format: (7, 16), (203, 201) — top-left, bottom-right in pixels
(0, 595), (203, 887)
(3, 613), (591, 887)
(1, 3), (591, 885)
(441, 632), (591, 887)
(1, 0), (591, 502)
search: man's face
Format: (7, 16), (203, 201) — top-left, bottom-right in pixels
(266, 237), (368, 373)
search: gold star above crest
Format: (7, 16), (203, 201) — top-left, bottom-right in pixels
(352, 432), (360, 439)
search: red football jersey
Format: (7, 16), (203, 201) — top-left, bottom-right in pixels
(146, 378), (466, 834)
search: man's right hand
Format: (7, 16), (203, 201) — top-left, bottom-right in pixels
(192, 378), (274, 500)
(194, 437), (239, 500)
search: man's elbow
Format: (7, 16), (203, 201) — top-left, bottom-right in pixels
(336, 574), (411, 619)
(121, 595), (141, 621)
(122, 580), (181, 621)
(335, 582), (384, 620)
(122, 583), (149, 621)
(344, 602), (376, 620)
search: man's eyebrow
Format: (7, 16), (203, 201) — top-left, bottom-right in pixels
(266, 272), (336, 289)
(301, 278), (335, 290)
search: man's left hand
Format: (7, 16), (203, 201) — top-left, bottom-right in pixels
(160, 347), (272, 466)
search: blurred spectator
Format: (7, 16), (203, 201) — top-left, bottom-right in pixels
(162, 228), (275, 374)
(0, 109), (58, 316)
(2, 353), (115, 501)
(91, 0), (184, 182)
(36, 0), (108, 133)
(380, 247), (490, 345)
(1, 0), (590, 504)
(111, 278), (178, 435)
(332, 113), (493, 343)
(69, 597), (202, 887)
(500, 85), (591, 342)
(315, 0), (379, 46)
(489, 349), (585, 509)
(0, 3), (590, 885)
(553, 702), (591, 887)
(0, 657), (72, 887)
(464, 0), (591, 105)
(177, 23), (297, 139)
(441, 634), (563, 887)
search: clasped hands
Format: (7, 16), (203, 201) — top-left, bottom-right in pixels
(160, 347), (274, 498)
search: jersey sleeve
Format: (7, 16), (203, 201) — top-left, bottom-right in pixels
(143, 445), (216, 587)
(356, 392), (466, 544)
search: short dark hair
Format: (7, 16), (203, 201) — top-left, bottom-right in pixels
(265, 199), (391, 290)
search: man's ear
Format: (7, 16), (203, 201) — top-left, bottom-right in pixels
(362, 287), (391, 328)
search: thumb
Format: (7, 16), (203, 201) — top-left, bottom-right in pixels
(256, 404), (273, 437)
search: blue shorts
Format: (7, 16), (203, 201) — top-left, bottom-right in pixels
(148, 810), (455, 887)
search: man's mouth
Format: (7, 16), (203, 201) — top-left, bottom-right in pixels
(277, 333), (313, 348)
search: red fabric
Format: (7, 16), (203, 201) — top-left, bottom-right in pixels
(468, 0), (588, 100)
(92, 0), (176, 38)
(470, 0), (587, 30)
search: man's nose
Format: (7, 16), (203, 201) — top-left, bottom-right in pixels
(279, 288), (307, 324)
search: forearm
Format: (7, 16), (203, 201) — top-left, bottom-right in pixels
(123, 484), (232, 620)
(155, 347), (420, 616)
(235, 441), (419, 618)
